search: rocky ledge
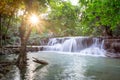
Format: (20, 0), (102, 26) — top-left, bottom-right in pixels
(0, 47), (20, 55)
(1, 37), (120, 58)
(104, 38), (120, 58)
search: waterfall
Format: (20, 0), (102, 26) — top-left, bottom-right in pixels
(44, 37), (106, 57)
(61, 38), (77, 52)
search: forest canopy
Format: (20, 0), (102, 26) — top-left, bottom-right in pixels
(0, 0), (120, 46)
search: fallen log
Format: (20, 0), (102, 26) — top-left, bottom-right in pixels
(32, 57), (48, 65)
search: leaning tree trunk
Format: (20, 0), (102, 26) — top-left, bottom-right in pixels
(17, 21), (27, 68)
(17, 20), (32, 69)
(17, 42), (27, 69)
(17, 0), (34, 69)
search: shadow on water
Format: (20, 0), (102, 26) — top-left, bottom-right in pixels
(18, 53), (47, 80)
(33, 65), (46, 73)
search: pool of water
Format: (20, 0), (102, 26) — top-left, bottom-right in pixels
(1, 51), (120, 80)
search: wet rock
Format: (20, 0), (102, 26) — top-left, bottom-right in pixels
(104, 38), (120, 58)
(105, 52), (120, 58)
(39, 47), (44, 51)
(111, 43), (120, 52)
(13, 48), (20, 53)
(27, 46), (41, 52)
(0, 48), (20, 55)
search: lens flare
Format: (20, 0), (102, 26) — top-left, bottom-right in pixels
(30, 14), (39, 24)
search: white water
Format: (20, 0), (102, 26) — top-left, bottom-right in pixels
(44, 37), (106, 57)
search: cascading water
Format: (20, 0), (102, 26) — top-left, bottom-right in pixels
(61, 38), (77, 52)
(44, 37), (106, 57)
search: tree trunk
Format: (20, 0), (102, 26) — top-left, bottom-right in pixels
(17, 21), (27, 68)
(105, 26), (113, 37)
(17, 39), (27, 69)
(16, 0), (35, 69)
(17, 21), (32, 69)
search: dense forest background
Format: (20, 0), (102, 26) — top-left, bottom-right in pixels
(0, 0), (120, 46)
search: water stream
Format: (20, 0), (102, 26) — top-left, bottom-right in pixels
(1, 37), (120, 80)
(1, 52), (120, 80)
(44, 37), (106, 57)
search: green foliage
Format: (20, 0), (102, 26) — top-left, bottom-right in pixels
(47, 0), (81, 36)
(80, 0), (120, 36)
(0, 0), (23, 46)
(1, 0), (120, 47)
(46, 0), (120, 36)
(0, 0), (48, 46)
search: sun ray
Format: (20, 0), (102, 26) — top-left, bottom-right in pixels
(29, 14), (39, 25)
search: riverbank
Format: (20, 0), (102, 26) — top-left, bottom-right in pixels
(0, 47), (20, 55)
(1, 52), (120, 80)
